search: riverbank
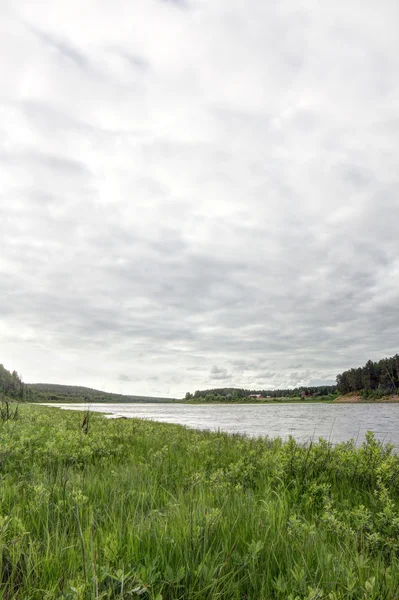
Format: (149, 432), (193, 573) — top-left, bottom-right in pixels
(1, 403), (399, 599)
(334, 394), (399, 403)
(187, 396), (335, 404)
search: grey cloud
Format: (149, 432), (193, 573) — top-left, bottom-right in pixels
(160, 0), (188, 7)
(117, 52), (150, 72)
(20, 100), (96, 135)
(0, 0), (398, 396)
(342, 165), (374, 189)
(210, 366), (231, 381)
(118, 374), (132, 382)
(6, 151), (90, 176)
(260, 372), (277, 380)
(27, 25), (89, 69)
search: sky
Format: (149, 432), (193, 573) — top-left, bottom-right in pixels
(1, 0), (398, 398)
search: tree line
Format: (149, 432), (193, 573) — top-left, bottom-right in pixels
(0, 363), (25, 400)
(336, 354), (399, 396)
(185, 385), (336, 402)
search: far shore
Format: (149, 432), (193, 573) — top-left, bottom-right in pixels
(37, 394), (399, 405)
(186, 394), (399, 405)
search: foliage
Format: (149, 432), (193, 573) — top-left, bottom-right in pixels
(0, 364), (24, 401)
(28, 383), (177, 404)
(185, 386), (337, 402)
(0, 405), (398, 598)
(336, 355), (399, 395)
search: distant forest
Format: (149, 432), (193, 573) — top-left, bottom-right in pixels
(27, 383), (177, 404)
(185, 385), (336, 402)
(336, 354), (399, 396)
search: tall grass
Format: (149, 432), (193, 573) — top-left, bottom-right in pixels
(0, 405), (398, 599)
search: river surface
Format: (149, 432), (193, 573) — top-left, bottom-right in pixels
(42, 402), (399, 447)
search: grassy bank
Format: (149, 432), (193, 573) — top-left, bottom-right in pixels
(0, 405), (399, 599)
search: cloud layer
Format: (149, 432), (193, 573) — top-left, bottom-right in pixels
(1, 0), (398, 397)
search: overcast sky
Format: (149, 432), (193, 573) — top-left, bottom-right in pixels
(1, 0), (398, 398)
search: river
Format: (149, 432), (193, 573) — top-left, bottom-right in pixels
(42, 402), (399, 447)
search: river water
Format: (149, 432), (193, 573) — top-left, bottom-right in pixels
(42, 402), (399, 447)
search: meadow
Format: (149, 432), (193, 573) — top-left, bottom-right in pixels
(0, 403), (398, 599)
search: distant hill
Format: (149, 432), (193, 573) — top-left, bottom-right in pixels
(27, 383), (177, 403)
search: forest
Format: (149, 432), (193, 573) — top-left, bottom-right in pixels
(185, 385), (337, 402)
(27, 383), (176, 404)
(336, 354), (399, 397)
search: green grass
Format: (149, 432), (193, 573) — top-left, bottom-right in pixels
(0, 404), (398, 599)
